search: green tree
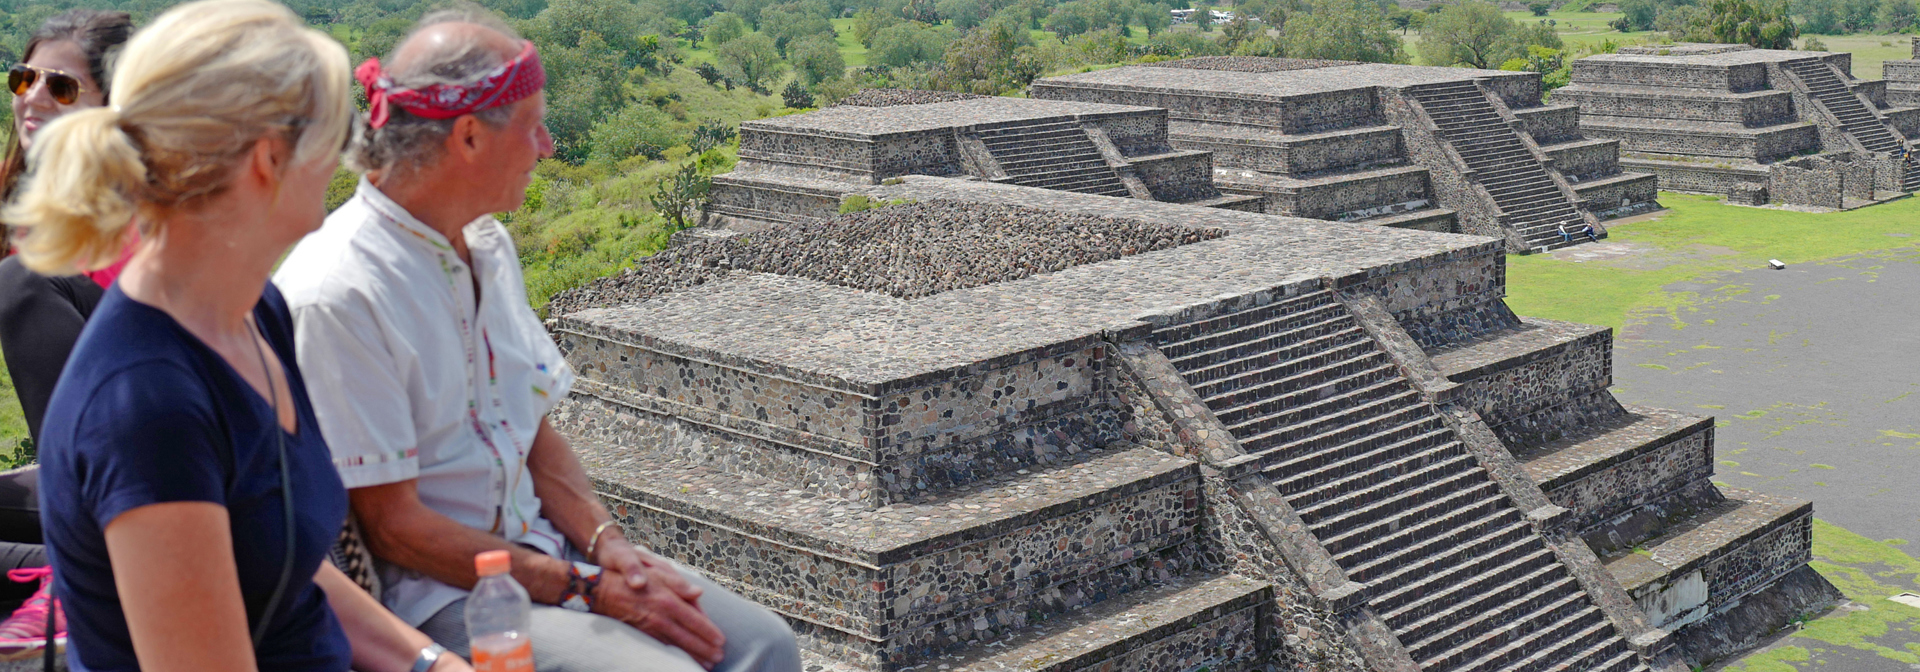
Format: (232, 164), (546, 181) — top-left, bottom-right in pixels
(868, 21), (953, 67)
(788, 33), (847, 85)
(1654, 4), (1711, 40)
(1610, 0), (1657, 31)
(760, 1), (835, 54)
(1419, 1), (1512, 69)
(1529, 1), (1551, 15)
(1281, 0), (1405, 62)
(941, 20), (1042, 93)
(543, 31), (630, 162)
(588, 103), (686, 164)
(853, 7), (903, 46)
(1139, 2), (1173, 34)
(703, 11), (750, 46)
(722, 0), (781, 27)
(936, 0), (991, 29)
(1879, 0), (1919, 31)
(716, 32), (787, 92)
(1705, 0), (1797, 48)
(524, 0), (653, 67)
(1192, 2), (1213, 30)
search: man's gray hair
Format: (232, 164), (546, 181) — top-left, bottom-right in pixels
(346, 7), (524, 176)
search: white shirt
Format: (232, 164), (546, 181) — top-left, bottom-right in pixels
(275, 180), (576, 626)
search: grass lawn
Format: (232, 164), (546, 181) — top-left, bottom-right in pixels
(1507, 193), (1920, 669)
(1798, 33), (1915, 79)
(1506, 193), (1920, 334)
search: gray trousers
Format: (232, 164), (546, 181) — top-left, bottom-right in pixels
(419, 559), (801, 672)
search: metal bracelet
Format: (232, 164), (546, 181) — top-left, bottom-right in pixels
(585, 520), (621, 562)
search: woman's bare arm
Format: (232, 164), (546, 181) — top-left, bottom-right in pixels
(103, 502), (255, 672)
(316, 562), (470, 672)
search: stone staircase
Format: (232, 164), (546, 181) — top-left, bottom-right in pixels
(975, 119), (1133, 197)
(1408, 82), (1588, 251)
(1784, 58), (1906, 156)
(1147, 289), (1648, 672)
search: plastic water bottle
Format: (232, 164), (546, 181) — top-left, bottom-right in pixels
(466, 550), (533, 672)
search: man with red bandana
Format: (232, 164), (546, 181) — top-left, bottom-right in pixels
(272, 10), (800, 672)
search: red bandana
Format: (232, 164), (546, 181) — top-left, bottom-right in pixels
(354, 41), (546, 129)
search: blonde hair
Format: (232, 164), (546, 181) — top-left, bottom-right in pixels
(4, 0), (351, 275)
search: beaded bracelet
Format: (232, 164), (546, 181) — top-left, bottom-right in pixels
(558, 561), (604, 612)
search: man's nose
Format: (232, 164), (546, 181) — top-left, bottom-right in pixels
(536, 124), (554, 158)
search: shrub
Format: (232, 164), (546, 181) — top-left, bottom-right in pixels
(782, 79), (816, 108)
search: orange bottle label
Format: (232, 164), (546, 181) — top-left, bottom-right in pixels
(471, 640), (533, 672)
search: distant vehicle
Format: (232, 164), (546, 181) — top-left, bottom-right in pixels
(1169, 8), (1237, 23)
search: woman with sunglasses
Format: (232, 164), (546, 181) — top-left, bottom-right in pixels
(8, 1), (471, 670)
(0, 9), (133, 658)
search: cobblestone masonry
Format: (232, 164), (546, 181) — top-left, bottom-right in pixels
(1033, 58), (1658, 252)
(552, 170), (1814, 669)
(1561, 45), (1920, 200)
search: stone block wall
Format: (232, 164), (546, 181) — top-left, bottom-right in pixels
(1534, 422), (1716, 535)
(1083, 109), (1174, 156)
(1224, 167), (1431, 220)
(1886, 106), (1920, 138)
(1570, 59), (1771, 92)
(1617, 158), (1768, 195)
(1555, 90), (1793, 125)
(1032, 82), (1383, 135)
(1132, 151), (1220, 202)
(1514, 104), (1581, 144)
(1171, 125), (1403, 177)
(554, 318), (1126, 505)
(1768, 153), (1874, 208)
(1572, 174), (1661, 217)
(708, 175), (845, 224)
(1448, 325), (1614, 435)
(1548, 140), (1622, 179)
(1586, 122), (1819, 160)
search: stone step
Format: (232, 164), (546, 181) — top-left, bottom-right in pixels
(1233, 386), (1425, 454)
(999, 153), (1108, 172)
(1329, 489), (1510, 570)
(1156, 301), (1346, 362)
(1318, 479), (1506, 557)
(1474, 617), (1623, 672)
(575, 440), (1205, 669)
(1520, 405), (1712, 526)
(932, 574), (1272, 672)
(1407, 582), (1587, 664)
(1365, 521), (1541, 601)
(1381, 544), (1559, 630)
(1174, 321), (1366, 385)
(1150, 290), (1338, 351)
(1302, 458), (1488, 535)
(1245, 396), (1435, 465)
(1346, 507), (1525, 585)
(1434, 604), (1609, 672)
(1604, 488), (1813, 631)
(1294, 451), (1479, 525)
(1199, 347), (1392, 409)
(1268, 422), (1457, 498)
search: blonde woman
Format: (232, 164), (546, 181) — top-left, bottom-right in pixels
(6, 2), (473, 671)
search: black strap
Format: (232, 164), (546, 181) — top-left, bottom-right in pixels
(246, 315), (297, 650)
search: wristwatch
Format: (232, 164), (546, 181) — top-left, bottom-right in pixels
(411, 643), (449, 672)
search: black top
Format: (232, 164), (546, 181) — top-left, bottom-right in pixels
(0, 255), (104, 445)
(39, 283), (352, 672)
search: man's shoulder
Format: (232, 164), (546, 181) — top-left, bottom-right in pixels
(276, 200), (426, 310)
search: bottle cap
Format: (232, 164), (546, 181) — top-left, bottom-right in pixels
(476, 550), (512, 577)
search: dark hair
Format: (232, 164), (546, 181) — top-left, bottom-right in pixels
(1, 9), (134, 201)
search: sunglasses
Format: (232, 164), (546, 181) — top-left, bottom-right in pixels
(8, 64), (90, 105)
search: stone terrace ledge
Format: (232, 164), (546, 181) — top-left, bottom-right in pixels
(1039, 62), (1539, 101)
(742, 96), (1162, 140)
(556, 177), (1503, 398)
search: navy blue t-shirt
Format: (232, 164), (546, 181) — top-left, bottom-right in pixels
(38, 283), (351, 672)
